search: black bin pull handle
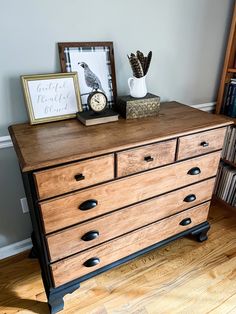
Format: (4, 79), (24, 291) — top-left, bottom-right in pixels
(144, 155), (154, 162)
(83, 257), (100, 267)
(200, 141), (209, 147)
(79, 199), (98, 211)
(179, 218), (192, 226)
(74, 173), (85, 181)
(184, 194), (196, 202)
(187, 167), (201, 175)
(81, 230), (99, 242)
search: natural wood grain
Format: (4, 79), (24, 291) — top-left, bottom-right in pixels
(51, 202), (210, 287)
(34, 154), (114, 199)
(218, 114), (236, 125)
(1, 200), (236, 314)
(40, 152), (221, 234)
(220, 114), (236, 125)
(116, 139), (176, 177)
(46, 178), (215, 262)
(8, 102), (232, 172)
(177, 127), (226, 160)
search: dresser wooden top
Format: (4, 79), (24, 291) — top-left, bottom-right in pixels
(9, 102), (233, 172)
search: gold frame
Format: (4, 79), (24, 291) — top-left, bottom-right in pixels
(21, 72), (82, 125)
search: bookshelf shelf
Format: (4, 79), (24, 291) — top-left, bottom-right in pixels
(221, 158), (236, 168)
(213, 195), (236, 211)
(213, 4), (236, 208)
(228, 68), (236, 73)
(216, 3), (236, 114)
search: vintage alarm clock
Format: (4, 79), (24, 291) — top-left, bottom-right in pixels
(77, 90), (119, 126)
(87, 91), (108, 113)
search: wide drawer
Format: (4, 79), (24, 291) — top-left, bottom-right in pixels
(34, 154), (114, 199)
(177, 127), (226, 160)
(46, 179), (215, 261)
(40, 152), (220, 233)
(116, 139), (176, 177)
(51, 202), (210, 287)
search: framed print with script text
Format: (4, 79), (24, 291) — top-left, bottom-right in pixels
(21, 72), (82, 124)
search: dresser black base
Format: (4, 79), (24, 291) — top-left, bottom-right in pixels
(48, 282), (80, 314)
(47, 221), (210, 314)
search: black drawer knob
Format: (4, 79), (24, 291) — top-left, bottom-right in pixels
(179, 218), (192, 226)
(187, 167), (201, 175)
(74, 173), (85, 181)
(200, 141), (209, 147)
(81, 230), (99, 241)
(83, 257), (100, 267)
(184, 194), (196, 202)
(79, 199), (98, 211)
(144, 155), (154, 162)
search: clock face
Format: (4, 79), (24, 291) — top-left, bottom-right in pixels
(88, 92), (107, 113)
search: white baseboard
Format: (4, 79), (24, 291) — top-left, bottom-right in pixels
(0, 238), (32, 260)
(0, 135), (13, 149)
(189, 102), (216, 113)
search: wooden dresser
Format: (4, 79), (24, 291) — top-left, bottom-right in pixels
(9, 102), (232, 314)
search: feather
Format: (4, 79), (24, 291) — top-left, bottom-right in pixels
(128, 50), (152, 77)
(136, 50), (145, 73)
(128, 54), (144, 78)
(144, 51), (152, 75)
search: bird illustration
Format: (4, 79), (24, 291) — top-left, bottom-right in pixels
(78, 62), (105, 93)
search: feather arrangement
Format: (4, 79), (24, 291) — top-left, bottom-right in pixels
(127, 50), (152, 78)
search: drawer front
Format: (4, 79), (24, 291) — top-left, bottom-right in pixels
(116, 139), (176, 177)
(34, 154), (114, 199)
(40, 152), (220, 233)
(47, 179), (215, 261)
(177, 127), (226, 160)
(51, 202), (210, 287)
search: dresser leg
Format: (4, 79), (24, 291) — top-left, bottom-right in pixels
(191, 221), (210, 243)
(48, 294), (64, 314)
(47, 282), (80, 314)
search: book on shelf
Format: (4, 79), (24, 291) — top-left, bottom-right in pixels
(221, 79), (236, 118)
(222, 125), (236, 164)
(215, 125), (236, 207)
(214, 162), (236, 206)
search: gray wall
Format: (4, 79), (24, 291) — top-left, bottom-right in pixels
(0, 0), (234, 248)
(0, 148), (32, 246)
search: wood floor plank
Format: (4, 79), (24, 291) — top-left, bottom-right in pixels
(144, 256), (236, 314)
(0, 200), (235, 314)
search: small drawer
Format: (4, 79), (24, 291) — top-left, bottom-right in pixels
(51, 202), (210, 287)
(46, 178), (215, 262)
(177, 127), (226, 160)
(34, 154), (114, 199)
(40, 151), (221, 234)
(116, 139), (176, 177)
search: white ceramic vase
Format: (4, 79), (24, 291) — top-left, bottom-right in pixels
(128, 75), (147, 98)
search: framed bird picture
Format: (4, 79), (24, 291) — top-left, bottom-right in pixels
(58, 42), (117, 111)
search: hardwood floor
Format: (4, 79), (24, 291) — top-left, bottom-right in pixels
(0, 201), (236, 314)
